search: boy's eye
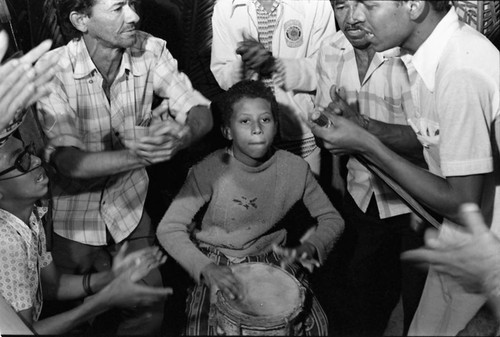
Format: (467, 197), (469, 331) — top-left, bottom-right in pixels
(239, 119), (250, 124)
(261, 117), (272, 123)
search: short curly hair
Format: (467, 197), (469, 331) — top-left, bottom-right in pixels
(55, 0), (96, 41)
(220, 80), (279, 128)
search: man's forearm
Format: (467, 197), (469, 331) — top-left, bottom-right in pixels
(52, 146), (147, 179)
(183, 105), (213, 147)
(366, 119), (425, 165)
(32, 294), (110, 335)
(362, 134), (483, 220)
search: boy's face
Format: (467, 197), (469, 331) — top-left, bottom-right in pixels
(0, 138), (48, 202)
(84, 0), (140, 49)
(224, 97), (277, 167)
(355, 1), (414, 52)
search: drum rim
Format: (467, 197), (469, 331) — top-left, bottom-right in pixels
(215, 262), (305, 326)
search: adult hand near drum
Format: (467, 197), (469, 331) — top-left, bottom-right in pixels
(201, 263), (244, 300)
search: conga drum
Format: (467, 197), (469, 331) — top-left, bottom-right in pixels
(213, 262), (305, 336)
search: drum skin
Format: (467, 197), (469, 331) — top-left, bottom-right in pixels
(214, 262), (305, 336)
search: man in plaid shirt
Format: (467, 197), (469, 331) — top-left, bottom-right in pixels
(36, 0), (212, 334)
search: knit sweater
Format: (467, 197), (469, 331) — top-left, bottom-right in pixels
(157, 148), (344, 282)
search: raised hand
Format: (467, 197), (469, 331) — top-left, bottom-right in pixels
(327, 85), (366, 128)
(236, 34), (275, 75)
(402, 203), (500, 294)
(0, 30), (58, 132)
(112, 242), (167, 282)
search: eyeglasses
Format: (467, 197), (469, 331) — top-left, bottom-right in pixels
(0, 143), (39, 181)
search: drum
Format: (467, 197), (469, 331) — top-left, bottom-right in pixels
(213, 262), (305, 336)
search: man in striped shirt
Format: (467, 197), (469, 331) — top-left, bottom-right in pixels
(210, 0), (336, 177)
(36, 0), (212, 334)
(315, 0), (426, 335)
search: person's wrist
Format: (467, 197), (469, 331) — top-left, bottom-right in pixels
(301, 242), (317, 259)
(259, 52), (276, 76)
(359, 114), (370, 130)
(83, 272), (95, 296)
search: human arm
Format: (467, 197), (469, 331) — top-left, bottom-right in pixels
(312, 69), (494, 221)
(273, 1), (336, 92)
(210, 1), (246, 90)
(401, 203), (500, 321)
(156, 163), (244, 300)
(273, 169), (345, 270)
(40, 243), (166, 301)
(0, 30), (58, 132)
(312, 112), (484, 222)
(327, 85), (424, 163)
(20, 260), (172, 335)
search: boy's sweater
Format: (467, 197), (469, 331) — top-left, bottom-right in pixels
(157, 149), (344, 282)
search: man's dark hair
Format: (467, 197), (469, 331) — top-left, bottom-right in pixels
(220, 80), (279, 127)
(55, 0), (96, 41)
(429, 0), (452, 12)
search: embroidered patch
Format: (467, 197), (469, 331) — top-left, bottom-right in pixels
(284, 19), (303, 48)
(233, 196), (258, 209)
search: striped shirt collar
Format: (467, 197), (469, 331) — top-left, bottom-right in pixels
(230, 0), (285, 17)
(70, 37), (147, 80)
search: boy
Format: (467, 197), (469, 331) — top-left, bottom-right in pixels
(157, 80), (344, 335)
(0, 136), (172, 335)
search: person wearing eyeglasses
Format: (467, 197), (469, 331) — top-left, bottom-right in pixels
(0, 136), (172, 335)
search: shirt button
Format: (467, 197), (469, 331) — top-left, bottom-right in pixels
(89, 80), (93, 84)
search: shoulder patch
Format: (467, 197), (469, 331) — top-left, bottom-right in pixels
(284, 19), (303, 48)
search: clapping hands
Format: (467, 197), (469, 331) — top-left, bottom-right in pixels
(0, 30), (58, 132)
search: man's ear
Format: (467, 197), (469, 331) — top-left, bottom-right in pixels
(221, 125), (232, 141)
(407, 1), (426, 20)
(69, 11), (90, 34)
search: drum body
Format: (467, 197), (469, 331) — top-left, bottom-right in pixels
(214, 262), (305, 336)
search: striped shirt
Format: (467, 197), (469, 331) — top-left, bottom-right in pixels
(316, 31), (416, 218)
(253, 0), (279, 88)
(37, 31), (210, 245)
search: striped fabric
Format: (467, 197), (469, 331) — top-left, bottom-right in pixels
(253, 0), (279, 88)
(37, 32), (210, 245)
(275, 135), (318, 158)
(184, 247), (328, 336)
(316, 32), (416, 218)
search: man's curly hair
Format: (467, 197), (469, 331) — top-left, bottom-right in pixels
(220, 80), (279, 127)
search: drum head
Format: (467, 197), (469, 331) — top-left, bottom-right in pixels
(227, 263), (302, 317)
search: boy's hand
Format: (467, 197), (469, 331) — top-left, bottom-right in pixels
(201, 263), (243, 301)
(273, 242), (320, 273)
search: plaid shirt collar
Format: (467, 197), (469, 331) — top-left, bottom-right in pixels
(70, 37), (147, 80)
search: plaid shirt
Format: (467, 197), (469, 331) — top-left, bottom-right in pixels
(316, 32), (416, 218)
(37, 32), (210, 245)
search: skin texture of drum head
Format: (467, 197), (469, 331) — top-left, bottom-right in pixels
(228, 263), (301, 317)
